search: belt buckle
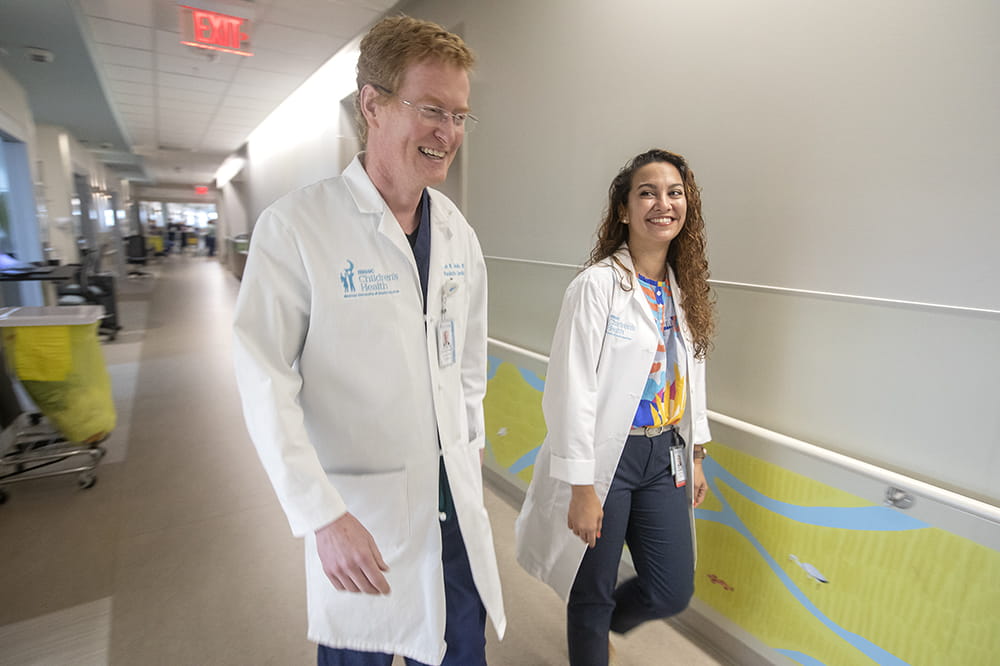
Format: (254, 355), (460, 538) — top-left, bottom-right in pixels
(644, 425), (666, 437)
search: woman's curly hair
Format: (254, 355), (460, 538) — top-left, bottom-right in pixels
(589, 148), (715, 358)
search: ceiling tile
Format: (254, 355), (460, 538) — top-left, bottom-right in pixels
(207, 120), (257, 133)
(260, 0), (378, 38)
(217, 94), (279, 111)
(112, 94), (155, 108)
(213, 108), (270, 124)
(238, 50), (319, 77)
(227, 82), (299, 101)
(250, 22), (343, 59)
(105, 64), (154, 84)
(157, 53), (237, 81)
(120, 115), (154, 127)
(231, 67), (303, 89)
(109, 80), (155, 97)
(158, 71), (231, 95)
(98, 43), (154, 68)
(158, 97), (219, 113)
(157, 85), (221, 105)
(87, 16), (154, 50)
(79, 0), (155, 25)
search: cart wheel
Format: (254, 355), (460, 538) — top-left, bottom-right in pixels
(79, 474), (97, 490)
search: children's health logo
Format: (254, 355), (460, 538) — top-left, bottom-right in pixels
(606, 314), (636, 341)
(341, 260), (400, 299)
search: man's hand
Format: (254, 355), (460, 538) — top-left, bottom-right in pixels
(568, 485), (604, 548)
(692, 461), (708, 507)
(315, 512), (391, 595)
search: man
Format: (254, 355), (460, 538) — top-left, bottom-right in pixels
(204, 219), (216, 257)
(233, 15), (505, 666)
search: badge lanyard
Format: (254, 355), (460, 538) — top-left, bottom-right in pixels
(658, 283), (686, 487)
(437, 280), (458, 367)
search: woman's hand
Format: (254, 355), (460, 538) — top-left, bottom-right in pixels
(568, 485), (604, 548)
(692, 461), (708, 507)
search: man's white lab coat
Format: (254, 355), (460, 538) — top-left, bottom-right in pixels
(233, 155), (505, 664)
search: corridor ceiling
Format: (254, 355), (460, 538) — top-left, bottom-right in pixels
(0, 0), (400, 187)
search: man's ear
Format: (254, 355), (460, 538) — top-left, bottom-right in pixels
(360, 84), (382, 130)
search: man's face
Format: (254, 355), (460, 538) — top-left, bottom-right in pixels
(370, 60), (471, 192)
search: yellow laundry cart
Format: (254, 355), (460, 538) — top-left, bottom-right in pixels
(0, 305), (114, 503)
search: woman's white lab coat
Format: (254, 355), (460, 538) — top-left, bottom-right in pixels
(233, 156), (505, 664)
(514, 248), (710, 601)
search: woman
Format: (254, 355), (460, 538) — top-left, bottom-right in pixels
(515, 149), (714, 665)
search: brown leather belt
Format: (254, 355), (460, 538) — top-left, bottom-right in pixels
(628, 424), (675, 437)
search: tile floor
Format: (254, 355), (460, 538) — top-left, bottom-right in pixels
(0, 255), (725, 665)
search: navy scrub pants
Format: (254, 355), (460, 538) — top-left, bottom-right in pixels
(317, 508), (487, 666)
(567, 429), (695, 666)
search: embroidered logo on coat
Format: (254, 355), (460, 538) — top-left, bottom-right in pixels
(340, 260), (400, 298)
(606, 314), (636, 341)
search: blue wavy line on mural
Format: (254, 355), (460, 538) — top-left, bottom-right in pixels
(487, 355), (501, 381)
(697, 457), (911, 666)
(708, 459), (928, 531)
(776, 649), (827, 666)
(509, 445), (541, 474)
(487, 355), (546, 392)
(517, 367), (546, 392)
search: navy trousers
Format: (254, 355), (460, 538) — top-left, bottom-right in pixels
(567, 430), (695, 666)
(317, 509), (487, 666)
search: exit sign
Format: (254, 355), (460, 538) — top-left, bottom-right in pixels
(179, 5), (253, 57)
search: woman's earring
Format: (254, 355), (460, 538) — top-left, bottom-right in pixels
(621, 217), (629, 225)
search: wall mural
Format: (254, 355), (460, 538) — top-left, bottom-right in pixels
(484, 356), (1000, 665)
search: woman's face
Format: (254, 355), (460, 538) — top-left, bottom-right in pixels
(623, 161), (687, 253)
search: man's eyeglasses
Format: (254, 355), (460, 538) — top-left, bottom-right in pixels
(373, 85), (479, 133)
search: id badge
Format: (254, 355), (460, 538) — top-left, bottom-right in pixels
(670, 445), (687, 487)
(437, 319), (456, 367)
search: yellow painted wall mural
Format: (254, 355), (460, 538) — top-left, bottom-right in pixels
(484, 356), (1000, 666)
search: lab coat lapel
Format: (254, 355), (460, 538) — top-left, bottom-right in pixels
(614, 248), (660, 337)
(666, 264), (694, 346)
(342, 156), (422, 304)
(425, 192), (455, 319)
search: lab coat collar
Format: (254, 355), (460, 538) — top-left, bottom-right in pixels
(610, 246), (660, 335)
(341, 153), (462, 311)
(343, 152), (454, 237)
(342, 153), (385, 216)
(342, 153), (423, 302)
(612, 245), (692, 341)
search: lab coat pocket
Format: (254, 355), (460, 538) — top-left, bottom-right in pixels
(326, 468), (409, 562)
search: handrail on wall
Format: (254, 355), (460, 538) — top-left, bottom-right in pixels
(707, 411), (1000, 526)
(484, 255), (1000, 317)
(487, 336), (1000, 526)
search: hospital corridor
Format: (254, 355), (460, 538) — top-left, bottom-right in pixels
(0, 255), (724, 665)
(0, 0), (998, 664)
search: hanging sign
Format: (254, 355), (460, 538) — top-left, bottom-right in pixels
(179, 5), (253, 57)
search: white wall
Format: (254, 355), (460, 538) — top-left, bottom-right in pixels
(243, 39), (364, 225)
(0, 66), (34, 146)
(35, 124), (123, 264)
(232, 0), (999, 501)
(218, 178), (250, 256)
(378, 0), (1000, 501)
(33, 126), (75, 262)
(0, 65), (45, 304)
